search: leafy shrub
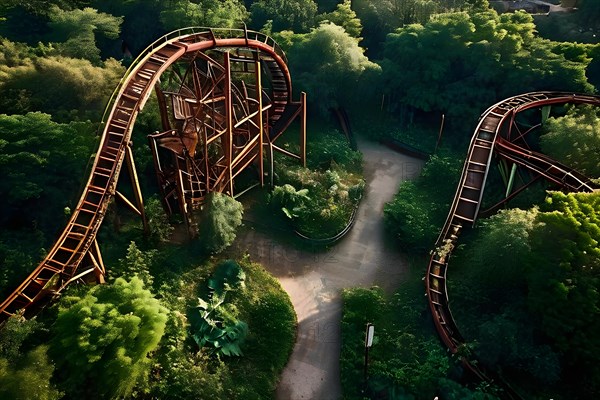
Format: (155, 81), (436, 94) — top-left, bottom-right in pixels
(269, 183), (311, 219)
(198, 192), (244, 253)
(149, 258), (296, 399)
(540, 105), (600, 178)
(0, 315), (62, 400)
(114, 241), (157, 287)
(192, 260), (248, 357)
(145, 196), (174, 244)
(384, 154), (462, 252)
(50, 277), (168, 399)
(273, 162), (364, 238)
(0, 345), (62, 400)
(307, 131), (363, 172)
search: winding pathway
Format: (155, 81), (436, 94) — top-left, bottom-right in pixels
(233, 137), (425, 399)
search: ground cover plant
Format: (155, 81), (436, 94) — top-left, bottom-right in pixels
(268, 128), (365, 239)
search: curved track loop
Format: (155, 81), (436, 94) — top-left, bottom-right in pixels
(426, 92), (600, 394)
(0, 28), (295, 321)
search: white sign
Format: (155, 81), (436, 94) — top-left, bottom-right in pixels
(365, 324), (375, 348)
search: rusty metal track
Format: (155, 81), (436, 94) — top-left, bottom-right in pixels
(426, 92), (600, 396)
(0, 28), (296, 321)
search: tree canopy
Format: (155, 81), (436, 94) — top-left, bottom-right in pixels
(540, 105), (600, 178)
(287, 22), (380, 115)
(50, 277), (168, 399)
(250, 0), (317, 32)
(380, 9), (593, 140)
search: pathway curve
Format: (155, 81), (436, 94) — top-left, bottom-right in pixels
(233, 137), (425, 399)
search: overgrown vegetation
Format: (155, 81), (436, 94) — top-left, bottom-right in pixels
(1, 0), (599, 397)
(149, 257), (296, 399)
(449, 191), (600, 398)
(384, 154), (462, 252)
(50, 277), (168, 399)
(269, 130), (365, 239)
(340, 283), (498, 399)
(197, 192), (244, 253)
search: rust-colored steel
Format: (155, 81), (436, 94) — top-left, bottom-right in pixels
(0, 28), (306, 322)
(426, 92), (600, 397)
(147, 30), (306, 227)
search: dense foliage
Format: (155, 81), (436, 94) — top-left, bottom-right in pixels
(191, 260), (248, 357)
(450, 191), (600, 398)
(379, 10), (593, 147)
(150, 257), (296, 399)
(0, 316), (62, 400)
(0, 112), (97, 298)
(340, 285), (498, 399)
(197, 192), (244, 253)
(269, 130), (364, 239)
(540, 105), (600, 178)
(50, 277), (168, 399)
(283, 22), (380, 115)
(384, 154), (462, 252)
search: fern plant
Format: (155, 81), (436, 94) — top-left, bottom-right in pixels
(191, 260), (248, 357)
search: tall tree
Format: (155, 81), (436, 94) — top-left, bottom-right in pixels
(287, 22), (380, 114)
(160, 0), (249, 31)
(250, 0), (318, 32)
(380, 9), (593, 143)
(198, 192), (244, 253)
(47, 6), (123, 64)
(317, 0), (363, 39)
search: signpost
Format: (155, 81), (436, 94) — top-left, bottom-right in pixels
(363, 323), (375, 388)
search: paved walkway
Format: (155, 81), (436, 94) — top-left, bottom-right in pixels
(233, 138), (425, 399)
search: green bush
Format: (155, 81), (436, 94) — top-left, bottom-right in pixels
(192, 260), (248, 357)
(273, 160), (364, 238)
(0, 345), (62, 400)
(149, 257), (296, 399)
(145, 196), (174, 244)
(50, 277), (168, 399)
(384, 154), (462, 253)
(0, 315), (62, 400)
(198, 192), (244, 253)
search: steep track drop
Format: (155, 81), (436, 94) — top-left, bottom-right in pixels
(426, 92), (600, 394)
(0, 28), (301, 321)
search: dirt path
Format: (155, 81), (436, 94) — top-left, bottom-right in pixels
(233, 138), (425, 399)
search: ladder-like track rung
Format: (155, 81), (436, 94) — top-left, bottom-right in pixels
(459, 196), (478, 204)
(454, 214), (474, 223)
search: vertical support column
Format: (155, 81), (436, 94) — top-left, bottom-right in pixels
(177, 168), (190, 233)
(91, 239), (106, 284)
(255, 59), (265, 187)
(300, 91), (307, 168)
(125, 144), (148, 233)
(224, 52), (234, 196)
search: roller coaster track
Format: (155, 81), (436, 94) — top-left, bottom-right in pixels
(426, 92), (600, 396)
(0, 28), (298, 322)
